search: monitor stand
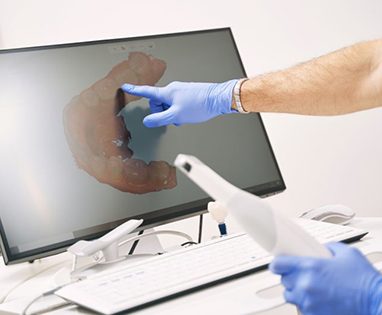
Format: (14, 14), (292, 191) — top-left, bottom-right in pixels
(53, 228), (163, 287)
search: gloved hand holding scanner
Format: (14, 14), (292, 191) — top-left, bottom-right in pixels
(174, 154), (382, 315)
(270, 242), (382, 315)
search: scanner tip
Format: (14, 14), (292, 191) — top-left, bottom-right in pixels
(183, 162), (192, 172)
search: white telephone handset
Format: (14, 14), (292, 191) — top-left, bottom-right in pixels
(174, 154), (330, 258)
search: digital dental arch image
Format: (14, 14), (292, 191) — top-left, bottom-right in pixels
(63, 52), (177, 194)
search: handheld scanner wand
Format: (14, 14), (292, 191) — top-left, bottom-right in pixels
(174, 154), (331, 258)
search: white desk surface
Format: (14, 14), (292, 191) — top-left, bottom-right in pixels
(1, 217), (381, 315)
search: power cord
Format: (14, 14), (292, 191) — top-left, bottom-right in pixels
(124, 215), (203, 250)
(128, 230), (144, 255)
(198, 214), (203, 243)
(1, 260), (67, 304)
(21, 281), (78, 315)
(118, 230), (193, 249)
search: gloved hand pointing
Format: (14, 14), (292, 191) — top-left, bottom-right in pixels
(121, 80), (238, 128)
(270, 242), (382, 315)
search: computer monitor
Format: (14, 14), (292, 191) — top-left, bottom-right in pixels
(0, 28), (285, 264)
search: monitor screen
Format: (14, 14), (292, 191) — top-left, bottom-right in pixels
(0, 28), (285, 264)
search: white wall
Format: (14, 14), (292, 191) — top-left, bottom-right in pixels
(1, 0), (382, 239)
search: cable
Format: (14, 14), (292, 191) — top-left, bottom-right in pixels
(22, 292), (49, 315)
(21, 282), (76, 315)
(1, 260), (67, 304)
(128, 230), (144, 255)
(181, 241), (198, 247)
(198, 214), (203, 243)
(118, 230), (193, 249)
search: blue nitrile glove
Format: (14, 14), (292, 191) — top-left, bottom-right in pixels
(269, 242), (382, 315)
(121, 80), (238, 127)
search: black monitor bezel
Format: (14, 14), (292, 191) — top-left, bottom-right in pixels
(0, 27), (286, 264)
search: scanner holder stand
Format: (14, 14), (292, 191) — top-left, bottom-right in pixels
(67, 219), (144, 278)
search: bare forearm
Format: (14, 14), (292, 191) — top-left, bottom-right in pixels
(240, 40), (382, 115)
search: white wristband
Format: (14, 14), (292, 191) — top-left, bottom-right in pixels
(233, 78), (249, 114)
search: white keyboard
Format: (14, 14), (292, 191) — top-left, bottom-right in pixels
(56, 219), (367, 314)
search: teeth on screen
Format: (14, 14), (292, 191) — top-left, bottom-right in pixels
(92, 78), (119, 101)
(63, 53), (177, 194)
(114, 68), (139, 86)
(80, 89), (99, 107)
(112, 139), (124, 147)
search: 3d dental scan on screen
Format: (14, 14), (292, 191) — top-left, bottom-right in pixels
(0, 28), (285, 265)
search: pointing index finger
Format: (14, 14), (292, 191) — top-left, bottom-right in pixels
(121, 83), (163, 101)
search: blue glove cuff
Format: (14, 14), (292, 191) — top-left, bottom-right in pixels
(210, 79), (239, 115)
